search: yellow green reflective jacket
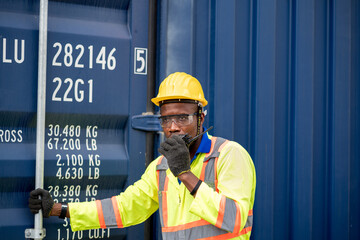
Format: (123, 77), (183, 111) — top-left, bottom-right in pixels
(68, 136), (256, 240)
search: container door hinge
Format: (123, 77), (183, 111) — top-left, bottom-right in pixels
(131, 113), (162, 132)
(25, 228), (46, 239)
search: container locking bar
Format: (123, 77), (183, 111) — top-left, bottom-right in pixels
(131, 113), (162, 132)
(25, 0), (48, 239)
(25, 229), (46, 239)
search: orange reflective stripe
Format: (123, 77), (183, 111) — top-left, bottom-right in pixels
(218, 140), (229, 152)
(196, 231), (243, 240)
(215, 195), (226, 228)
(164, 174), (169, 190)
(162, 219), (210, 232)
(197, 224), (251, 240)
(214, 157), (219, 192)
(162, 176), (169, 227)
(248, 209), (253, 216)
(162, 192), (168, 227)
(156, 170), (160, 188)
(240, 226), (252, 235)
(200, 161), (208, 181)
(157, 156), (164, 166)
(233, 201), (241, 233)
(111, 196), (123, 228)
(95, 200), (106, 229)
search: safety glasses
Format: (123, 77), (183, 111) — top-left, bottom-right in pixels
(158, 113), (198, 128)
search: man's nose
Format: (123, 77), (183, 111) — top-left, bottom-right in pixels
(169, 120), (180, 131)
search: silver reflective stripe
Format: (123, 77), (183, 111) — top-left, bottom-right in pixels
(158, 189), (165, 227)
(158, 161), (167, 192)
(203, 137), (227, 190)
(100, 198), (118, 228)
(158, 169), (167, 227)
(162, 215), (253, 240)
(244, 214), (253, 229)
(156, 157), (168, 171)
(221, 198), (238, 232)
(157, 157), (168, 227)
(162, 223), (230, 240)
(204, 158), (215, 189)
(203, 137), (226, 162)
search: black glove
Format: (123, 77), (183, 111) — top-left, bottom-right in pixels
(28, 188), (54, 218)
(159, 135), (191, 177)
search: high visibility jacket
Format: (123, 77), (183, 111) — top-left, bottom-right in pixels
(68, 136), (256, 240)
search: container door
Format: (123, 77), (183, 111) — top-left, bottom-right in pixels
(0, 0), (149, 239)
(156, 1), (360, 240)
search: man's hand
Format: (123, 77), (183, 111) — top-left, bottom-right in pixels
(28, 188), (54, 218)
(159, 135), (191, 177)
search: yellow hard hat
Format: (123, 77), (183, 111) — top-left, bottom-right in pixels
(151, 72), (208, 107)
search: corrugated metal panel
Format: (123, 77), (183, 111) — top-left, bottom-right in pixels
(157, 0), (360, 239)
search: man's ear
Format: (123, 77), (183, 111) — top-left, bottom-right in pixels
(200, 112), (205, 126)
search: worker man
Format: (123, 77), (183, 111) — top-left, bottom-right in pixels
(29, 72), (256, 239)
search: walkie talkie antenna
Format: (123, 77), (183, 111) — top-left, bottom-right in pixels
(182, 126), (214, 147)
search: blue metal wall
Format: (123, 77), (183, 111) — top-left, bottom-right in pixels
(0, 0), (149, 239)
(157, 0), (360, 239)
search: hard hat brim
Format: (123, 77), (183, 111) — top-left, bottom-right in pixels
(151, 96), (208, 107)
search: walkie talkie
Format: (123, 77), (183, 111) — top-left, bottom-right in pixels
(181, 126), (214, 147)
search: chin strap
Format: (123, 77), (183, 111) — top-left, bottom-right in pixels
(197, 104), (202, 135)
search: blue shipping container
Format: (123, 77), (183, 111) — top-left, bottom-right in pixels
(157, 0), (359, 240)
(0, 0), (150, 239)
(1, 0), (359, 240)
